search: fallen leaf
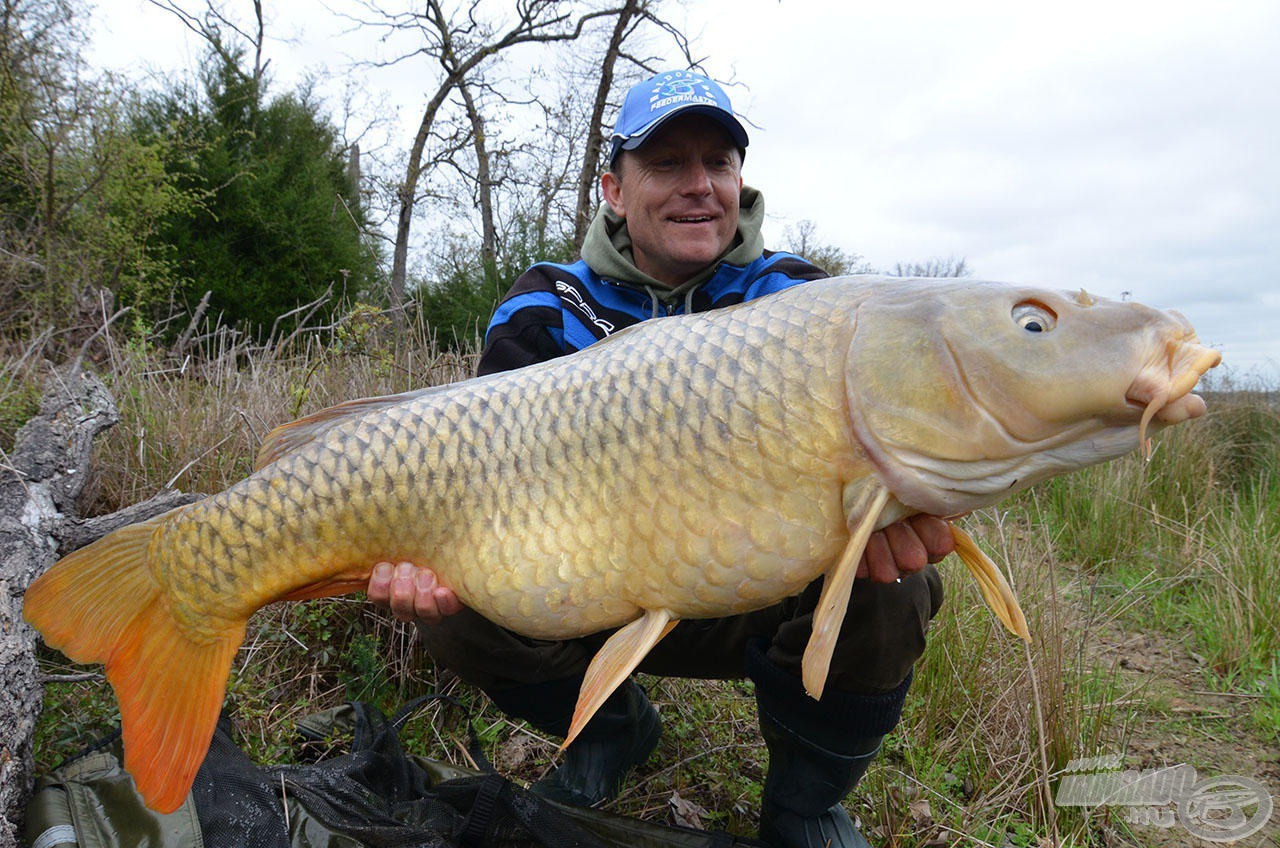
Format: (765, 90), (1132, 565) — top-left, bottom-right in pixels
(669, 790), (709, 830)
(909, 797), (933, 827)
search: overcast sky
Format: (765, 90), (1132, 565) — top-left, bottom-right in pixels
(93, 0), (1278, 378)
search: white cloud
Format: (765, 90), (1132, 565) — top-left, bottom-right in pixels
(682, 0), (1279, 374)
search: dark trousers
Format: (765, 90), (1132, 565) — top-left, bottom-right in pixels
(418, 565), (944, 698)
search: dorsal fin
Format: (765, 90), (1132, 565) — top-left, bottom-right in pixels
(255, 386), (445, 470)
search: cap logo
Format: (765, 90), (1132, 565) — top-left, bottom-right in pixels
(649, 73), (719, 113)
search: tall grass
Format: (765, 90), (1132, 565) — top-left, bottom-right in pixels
(79, 306), (476, 513)
(1026, 392), (1280, 684)
(857, 509), (1134, 846)
(16, 312), (1276, 846)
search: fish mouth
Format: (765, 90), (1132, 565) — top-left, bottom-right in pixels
(1124, 334), (1221, 457)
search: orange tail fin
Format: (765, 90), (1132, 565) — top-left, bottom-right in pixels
(23, 514), (244, 814)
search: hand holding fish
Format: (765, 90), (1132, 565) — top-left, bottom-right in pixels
(368, 561), (465, 623)
(858, 515), (954, 582)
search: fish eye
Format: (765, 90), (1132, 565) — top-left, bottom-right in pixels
(1012, 301), (1057, 333)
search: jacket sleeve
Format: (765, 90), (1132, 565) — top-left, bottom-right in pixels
(476, 266), (567, 376)
(747, 252), (830, 299)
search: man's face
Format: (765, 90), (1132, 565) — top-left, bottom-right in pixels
(601, 114), (743, 287)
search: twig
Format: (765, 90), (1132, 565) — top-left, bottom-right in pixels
(1192, 689), (1261, 699)
(70, 305), (131, 373)
(269, 285), (334, 352)
(172, 290), (213, 359)
(164, 433), (235, 490)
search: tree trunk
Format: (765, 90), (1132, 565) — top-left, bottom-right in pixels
(0, 369), (198, 847)
(573, 0), (642, 249)
(457, 78), (497, 285)
(389, 83), (457, 313)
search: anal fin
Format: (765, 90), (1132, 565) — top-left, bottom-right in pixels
(950, 525), (1031, 641)
(564, 609), (676, 749)
(801, 486), (890, 700)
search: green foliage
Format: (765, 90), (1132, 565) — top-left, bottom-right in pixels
(417, 214), (575, 350)
(1251, 660), (1280, 738)
(416, 259), (507, 351)
(129, 48), (379, 337)
(60, 109), (198, 315)
(0, 0), (197, 336)
(0, 366), (41, 451)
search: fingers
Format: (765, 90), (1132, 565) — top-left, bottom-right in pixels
(366, 561), (463, 624)
(906, 514), (955, 563)
(858, 516), (955, 583)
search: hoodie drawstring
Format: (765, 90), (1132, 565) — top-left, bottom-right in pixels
(641, 284), (701, 318)
(644, 285), (662, 319)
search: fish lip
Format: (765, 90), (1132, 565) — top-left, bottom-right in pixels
(1124, 337), (1221, 453)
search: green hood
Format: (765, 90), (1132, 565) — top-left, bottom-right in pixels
(580, 185), (767, 305)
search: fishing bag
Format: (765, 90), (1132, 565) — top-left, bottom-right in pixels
(24, 701), (758, 848)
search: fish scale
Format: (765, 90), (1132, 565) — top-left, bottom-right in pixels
(23, 275), (1220, 814)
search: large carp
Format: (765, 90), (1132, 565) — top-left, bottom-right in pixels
(24, 276), (1219, 813)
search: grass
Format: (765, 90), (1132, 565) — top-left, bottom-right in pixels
(13, 312), (1279, 846)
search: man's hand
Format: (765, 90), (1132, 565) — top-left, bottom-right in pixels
(367, 562), (464, 624)
(859, 515), (954, 583)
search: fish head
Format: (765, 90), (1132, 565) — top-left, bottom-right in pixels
(842, 279), (1221, 515)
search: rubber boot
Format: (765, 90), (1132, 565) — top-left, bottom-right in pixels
(487, 676), (661, 807)
(747, 641), (912, 848)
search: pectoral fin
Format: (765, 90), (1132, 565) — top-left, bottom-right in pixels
(564, 608), (677, 749)
(802, 486), (891, 700)
(950, 525), (1031, 641)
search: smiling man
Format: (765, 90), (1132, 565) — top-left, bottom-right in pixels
(369, 69), (952, 848)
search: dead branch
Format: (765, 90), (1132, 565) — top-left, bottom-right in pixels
(0, 368), (201, 844)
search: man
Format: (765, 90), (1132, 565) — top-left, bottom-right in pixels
(368, 69), (952, 848)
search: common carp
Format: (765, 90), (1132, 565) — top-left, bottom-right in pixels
(24, 276), (1219, 813)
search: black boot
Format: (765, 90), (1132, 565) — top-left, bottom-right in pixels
(487, 676), (661, 807)
(747, 641), (912, 848)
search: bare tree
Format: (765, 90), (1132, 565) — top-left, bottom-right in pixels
(349, 1), (632, 310)
(453, 75), (496, 281)
(570, 0), (639, 247)
(891, 256), (970, 278)
(783, 219), (873, 277)
(149, 0), (269, 89)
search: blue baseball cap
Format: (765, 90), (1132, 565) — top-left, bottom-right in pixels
(609, 69), (749, 166)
